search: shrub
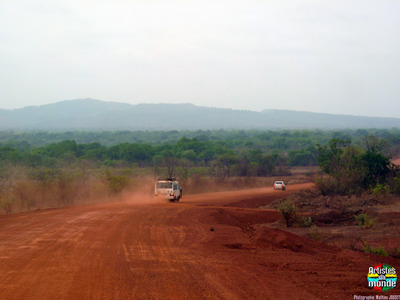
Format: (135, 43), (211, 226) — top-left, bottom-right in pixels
(299, 216), (313, 227)
(315, 176), (338, 196)
(371, 183), (390, 199)
(105, 170), (129, 194)
(355, 213), (375, 229)
(278, 200), (297, 227)
(363, 242), (388, 256)
(0, 197), (14, 214)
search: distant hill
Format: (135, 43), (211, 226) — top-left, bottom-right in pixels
(0, 98), (399, 130)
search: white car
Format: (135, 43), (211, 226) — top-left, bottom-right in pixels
(154, 179), (183, 202)
(274, 181), (286, 191)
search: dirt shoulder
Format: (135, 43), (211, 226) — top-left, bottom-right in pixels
(266, 188), (400, 258)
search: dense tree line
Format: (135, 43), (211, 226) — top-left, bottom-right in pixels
(1, 129), (400, 214)
(1, 129), (400, 177)
(0, 138), (283, 177)
(2, 128), (400, 151)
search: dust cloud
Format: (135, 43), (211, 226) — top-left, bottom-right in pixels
(120, 177), (170, 205)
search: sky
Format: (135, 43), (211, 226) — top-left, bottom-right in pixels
(0, 0), (399, 118)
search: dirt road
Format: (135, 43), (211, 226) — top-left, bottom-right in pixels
(0, 183), (397, 299)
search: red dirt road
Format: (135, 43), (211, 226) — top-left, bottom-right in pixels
(0, 183), (398, 299)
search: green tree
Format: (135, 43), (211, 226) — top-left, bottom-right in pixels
(361, 146), (391, 189)
(317, 138), (392, 195)
(41, 140), (80, 158)
(317, 138), (351, 175)
(0, 146), (22, 163)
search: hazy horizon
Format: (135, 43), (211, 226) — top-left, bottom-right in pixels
(1, 1), (399, 118)
(2, 98), (400, 122)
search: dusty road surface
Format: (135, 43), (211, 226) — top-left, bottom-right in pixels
(0, 183), (398, 299)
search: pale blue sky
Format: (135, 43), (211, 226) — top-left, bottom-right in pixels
(1, 0), (399, 117)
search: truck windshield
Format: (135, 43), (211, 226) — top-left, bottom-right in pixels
(157, 182), (172, 189)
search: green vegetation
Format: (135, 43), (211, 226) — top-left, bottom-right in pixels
(105, 170), (130, 194)
(363, 242), (388, 256)
(1, 128), (400, 172)
(355, 213), (376, 229)
(316, 136), (399, 196)
(361, 242), (400, 258)
(299, 216), (313, 227)
(371, 183), (390, 200)
(278, 200), (297, 227)
(0, 128), (400, 214)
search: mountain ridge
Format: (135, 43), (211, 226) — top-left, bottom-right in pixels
(0, 98), (399, 130)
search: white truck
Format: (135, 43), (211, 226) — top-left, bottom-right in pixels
(154, 178), (183, 202)
(274, 181), (286, 191)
